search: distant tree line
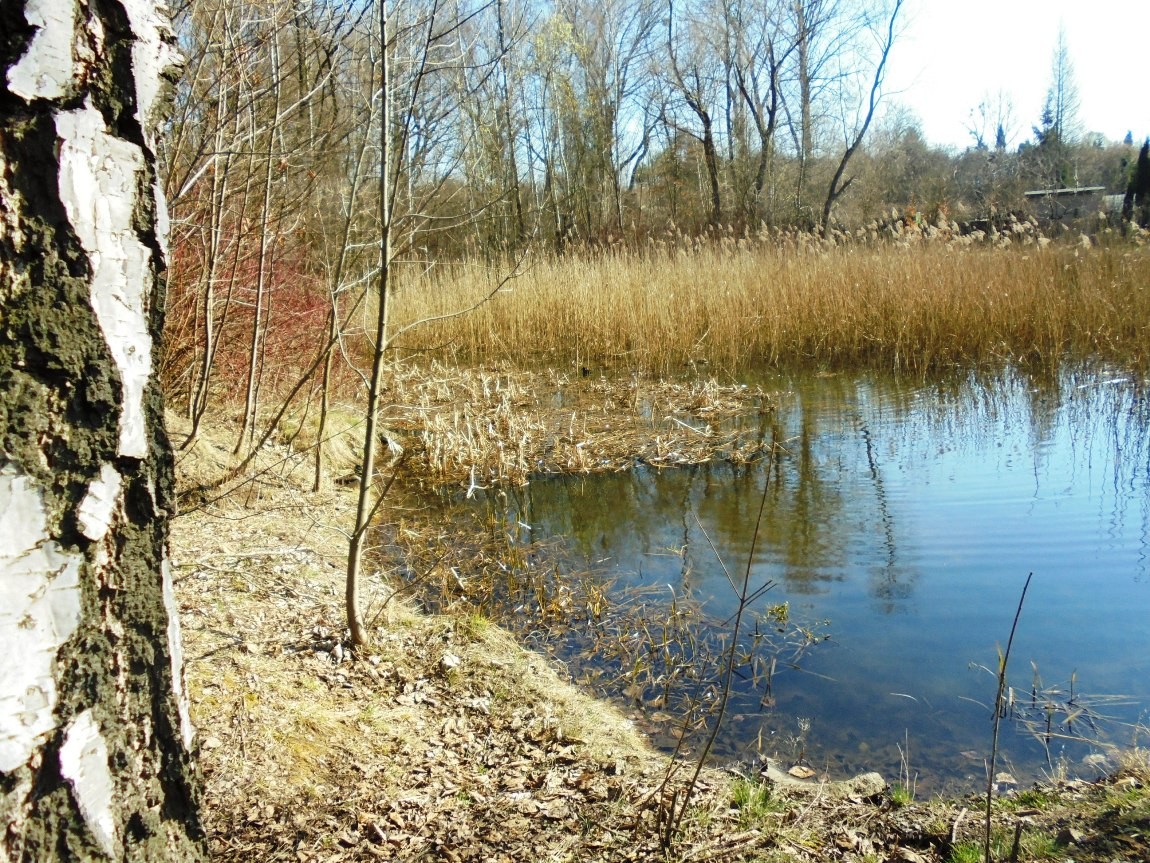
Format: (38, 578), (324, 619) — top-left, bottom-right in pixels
(162, 1), (1144, 264)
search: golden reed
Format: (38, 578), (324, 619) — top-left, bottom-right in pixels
(388, 241), (1150, 376)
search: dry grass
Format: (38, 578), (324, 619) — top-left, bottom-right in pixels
(169, 396), (368, 502)
(1118, 739), (1150, 781)
(277, 404), (365, 480)
(173, 362), (774, 499)
(382, 363), (773, 488)
(388, 241), (1150, 376)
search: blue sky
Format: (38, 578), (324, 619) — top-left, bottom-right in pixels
(884, 0), (1149, 149)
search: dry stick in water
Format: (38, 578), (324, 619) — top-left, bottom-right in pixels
(985, 572), (1033, 863)
(659, 435), (777, 850)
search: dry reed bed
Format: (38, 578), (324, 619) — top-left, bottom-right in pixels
(384, 363), (774, 488)
(389, 243), (1150, 376)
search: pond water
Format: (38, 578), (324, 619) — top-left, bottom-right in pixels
(457, 367), (1150, 794)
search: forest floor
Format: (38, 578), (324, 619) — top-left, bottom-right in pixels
(168, 369), (1150, 863)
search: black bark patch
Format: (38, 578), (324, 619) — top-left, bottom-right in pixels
(0, 0), (33, 101)
(90, 0), (142, 141)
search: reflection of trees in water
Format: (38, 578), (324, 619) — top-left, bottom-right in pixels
(489, 363), (1150, 605)
(677, 465), (696, 597)
(693, 385), (854, 597)
(1064, 372), (1150, 579)
(857, 407), (915, 612)
(738, 376), (907, 602)
(504, 471), (627, 555)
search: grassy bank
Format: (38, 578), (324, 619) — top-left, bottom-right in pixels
(389, 242), (1150, 376)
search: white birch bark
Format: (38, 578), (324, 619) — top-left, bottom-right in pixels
(1, 0), (203, 859)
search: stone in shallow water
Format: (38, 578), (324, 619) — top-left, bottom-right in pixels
(1082, 752), (1109, 770)
(762, 760), (885, 799)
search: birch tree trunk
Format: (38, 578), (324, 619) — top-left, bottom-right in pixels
(1, 0), (204, 859)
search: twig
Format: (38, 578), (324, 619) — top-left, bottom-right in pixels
(185, 546), (317, 562)
(665, 416), (711, 435)
(680, 829), (762, 862)
(1008, 820), (1023, 863)
(664, 433), (777, 847)
(950, 807), (968, 845)
(985, 573), (1032, 863)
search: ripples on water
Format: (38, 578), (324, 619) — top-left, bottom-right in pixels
(449, 366), (1150, 794)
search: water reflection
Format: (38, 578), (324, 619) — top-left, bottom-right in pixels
(464, 367), (1150, 793)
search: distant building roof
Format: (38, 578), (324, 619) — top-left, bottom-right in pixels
(1024, 186), (1106, 198)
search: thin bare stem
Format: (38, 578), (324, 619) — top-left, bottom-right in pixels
(985, 572), (1032, 863)
(664, 443), (776, 848)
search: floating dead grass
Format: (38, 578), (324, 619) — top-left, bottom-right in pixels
(383, 361), (775, 490)
(171, 360), (773, 510)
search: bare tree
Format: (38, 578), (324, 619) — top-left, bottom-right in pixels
(2, 0), (203, 858)
(1030, 25), (1081, 188)
(346, 0), (521, 647)
(496, 0), (528, 242)
(819, 0), (903, 234)
(665, 0), (725, 226)
(727, 0), (799, 222)
(312, 45), (382, 491)
(1043, 26), (1081, 149)
(966, 90), (1017, 152)
(234, 17), (286, 453)
(519, 11), (579, 248)
(162, 0), (362, 451)
(559, 0), (661, 234)
(783, 0), (843, 224)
